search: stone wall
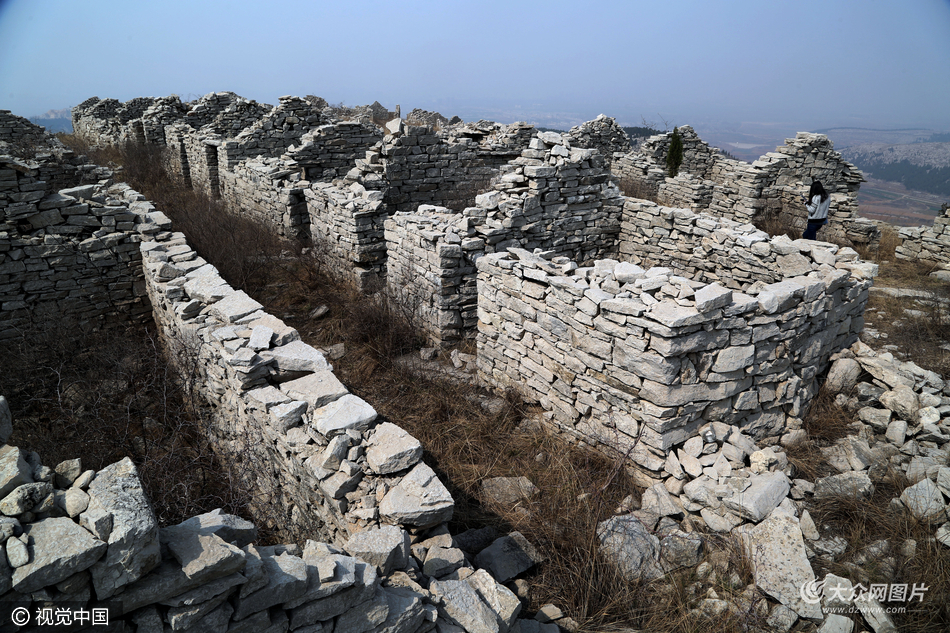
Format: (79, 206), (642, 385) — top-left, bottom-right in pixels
(895, 203), (950, 264)
(71, 96), (169, 146)
(476, 234), (872, 482)
(218, 156), (308, 237)
(287, 121), (383, 182)
(0, 111), (48, 151)
(0, 403), (527, 633)
(351, 120), (535, 214)
(305, 182), (388, 291)
(140, 95), (188, 146)
(613, 127), (880, 247)
(466, 130), (623, 263)
(565, 115), (632, 167)
(165, 93), (274, 197)
(0, 153), (148, 340)
(384, 208), (482, 345)
(217, 96), (325, 170)
(382, 130), (624, 345)
(127, 181), (454, 544)
(616, 199), (879, 289)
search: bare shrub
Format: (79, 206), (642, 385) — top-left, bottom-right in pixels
(618, 175), (657, 201)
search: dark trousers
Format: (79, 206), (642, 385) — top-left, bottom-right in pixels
(802, 220), (825, 241)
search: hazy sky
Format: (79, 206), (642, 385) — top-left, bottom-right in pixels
(1, 0), (949, 131)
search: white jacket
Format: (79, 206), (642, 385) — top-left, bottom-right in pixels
(806, 194), (830, 222)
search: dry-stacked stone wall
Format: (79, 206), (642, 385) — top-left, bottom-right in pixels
(476, 233), (872, 480)
(217, 96), (325, 170)
(383, 130), (624, 345)
(384, 208), (483, 345)
(0, 396), (538, 633)
(616, 199), (879, 288)
(466, 131), (623, 263)
(0, 111), (49, 151)
(287, 121), (383, 182)
(895, 203), (950, 264)
(0, 153), (147, 340)
(613, 128), (879, 247)
(71, 97), (156, 145)
(350, 121), (535, 214)
(305, 182), (389, 291)
(164, 93), (273, 197)
(565, 115), (632, 167)
(139, 95), (188, 146)
(219, 157), (309, 237)
(127, 181), (454, 543)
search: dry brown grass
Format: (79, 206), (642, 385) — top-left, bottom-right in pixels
(0, 318), (248, 528)
(617, 175), (657, 202)
(807, 477), (950, 632)
(786, 388), (855, 481)
(752, 208), (797, 240)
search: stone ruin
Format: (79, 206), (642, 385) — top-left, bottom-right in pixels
(613, 125), (879, 247)
(3, 97), (950, 631)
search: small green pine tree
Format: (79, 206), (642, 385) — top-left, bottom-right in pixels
(666, 127), (684, 178)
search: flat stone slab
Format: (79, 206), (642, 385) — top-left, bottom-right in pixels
(12, 517), (107, 593)
(0, 447), (33, 499)
(748, 514), (822, 620)
(87, 457), (161, 600)
(721, 471), (790, 522)
(430, 578), (500, 633)
(343, 525), (409, 576)
(161, 525), (246, 581)
(481, 477), (539, 508)
(379, 463), (454, 528)
(814, 472), (875, 500)
(175, 508), (258, 548)
(475, 532), (543, 583)
(268, 340), (331, 373)
(366, 422), (423, 475)
(232, 551), (308, 620)
(312, 394), (378, 436)
(900, 478), (947, 522)
(281, 371), (349, 410)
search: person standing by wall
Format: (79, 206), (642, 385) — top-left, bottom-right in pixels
(802, 180), (831, 240)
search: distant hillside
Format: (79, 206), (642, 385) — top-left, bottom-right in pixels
(622, 126), (661, 139)
(813, 127), (936, 148)
(842, 141), (950, 198)
(28, 108), (73, 133)
(29, 117), (72, 133)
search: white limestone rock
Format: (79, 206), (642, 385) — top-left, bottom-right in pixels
(466, 568), (522, 633)
(86, 457), (160, 600)
(596, 515), (663, 581)
(366, 422), (423, 475)
(474, 532), (542, 583)
(344, 525), (410, 576)
(0, 447), (33, 499)
(268, 340), (331, 373)
(430, 578), (500, 633)
(747, 514), (822, 620)
(379, 463), (454, 528)
(721, 471), (790, 522)
(312, 394), (377, 436)
(900, 478), (947, 522)
(11, 517), (107, 593)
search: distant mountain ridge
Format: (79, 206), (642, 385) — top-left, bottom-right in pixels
(842, 141), (950, 198)
(32, 108), (71, 120)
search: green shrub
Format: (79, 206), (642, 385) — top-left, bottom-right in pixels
(666, 127), (684, 178)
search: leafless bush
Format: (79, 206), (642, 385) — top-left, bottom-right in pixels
(617, 175), (658, 201)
